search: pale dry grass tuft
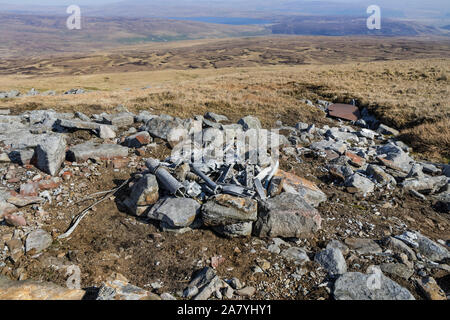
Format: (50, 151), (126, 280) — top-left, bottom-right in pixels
(1, 58), (449, 161)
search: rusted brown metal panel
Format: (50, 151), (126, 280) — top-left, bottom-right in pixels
(328, 104), (361, 121)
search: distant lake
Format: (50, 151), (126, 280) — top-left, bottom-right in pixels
(169, 17), (272, 25)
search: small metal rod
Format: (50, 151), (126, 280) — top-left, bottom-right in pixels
(190, 164), (221, 194)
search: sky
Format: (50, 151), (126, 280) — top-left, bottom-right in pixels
(0, 0), (120, 4)
(1, 0), (446, 5)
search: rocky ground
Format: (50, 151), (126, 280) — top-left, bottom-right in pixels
(0, 99), (448, 300)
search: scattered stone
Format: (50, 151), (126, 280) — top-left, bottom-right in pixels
(434, 192), (450, 213)
(190, 268), (225, 300)
(380, 263), (414, 280)
(402, 175), (447, 195)
(25, 229), (53, 254)
(377, 143), (413, 173)
(366, 165), (396, 186)
(235, 286), (256, 298)
(377, 124), (399, 136)
(229, 277), (243, 290)
(267, 243), (281, 254)
(329, 164), (354, 181)
(442, 165), (450, 178)
(382, 237), (417, 261)
(267, 175), (284, 197)
(326, 240), (350, 256)
(344, 238), (382, 255)
(160, 293), (177, 300)
(67, 142), (128, 162)
(416, 276), (446, 300)
(0, 201), (18, 219)
(4, 214), (27, 227)
(7, 196), (43, 207)
(237, 116), (262, 131)
(6, 238), (23, 262)
(328, 104), (360, 122)
(98, 125), (116, 139)
(109, 113), (134, 128)
(205, 112), (228, 123)
(345, 151), (365, 167)
(124, 132), (152, 148)
(280, 247), (310, 265)
(97, 273), (160, 300)
(57, 118), (106, 132)
(345, 173), (375, 194)
(183, 286), (199, 299)
(314, 247), (347, 276)
(167, 127), (188, 148)
(75, 111), (91, 122)
(145, 116), (184, 140)
(414, 232), (450, 262)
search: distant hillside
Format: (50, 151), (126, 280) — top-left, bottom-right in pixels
(0, 13), (267, 58)
(271, 16), (445, 36)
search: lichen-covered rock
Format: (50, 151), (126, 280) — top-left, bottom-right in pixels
(202, 194), (258, 227)
(275, 170), (327, 207)
(67, 142), (128, 162)
(123, 174), (159, 216)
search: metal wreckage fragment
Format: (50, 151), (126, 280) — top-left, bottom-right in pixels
(146, 158), (186, 197)
(145, 157), (280, 201)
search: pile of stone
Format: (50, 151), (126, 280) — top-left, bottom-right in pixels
(0, 103), (448, 301)
(285, 114), (449, 209)
(119, 112), (328, 238)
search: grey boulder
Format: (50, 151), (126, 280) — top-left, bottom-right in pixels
(202, 194), (258, 227)
(254, 193), (322, 239)
(148, 197), (200, 228)
(334, 272), (415, 300)
(314, 247), (347, 276)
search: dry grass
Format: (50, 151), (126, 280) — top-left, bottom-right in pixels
(0, 50), (448, 161)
